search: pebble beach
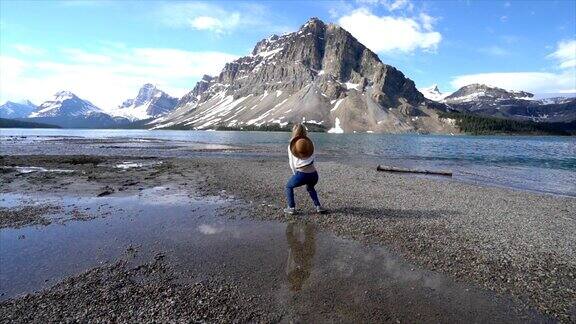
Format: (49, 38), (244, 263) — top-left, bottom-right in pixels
(1, 149), (574, 322)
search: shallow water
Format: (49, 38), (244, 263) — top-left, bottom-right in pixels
(0, 189), (548, 322)
(1, 128), (575, 196)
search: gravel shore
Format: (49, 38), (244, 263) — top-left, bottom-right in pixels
(192, 157), (576, 322)
(0, 253), (280, 323)
(1, 154), (574, 321)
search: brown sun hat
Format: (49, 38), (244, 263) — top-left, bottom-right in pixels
(290, 136), (314, 159)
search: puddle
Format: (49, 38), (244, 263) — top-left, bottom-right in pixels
(0, 189), (547, 322)
(114, 161), (163, 169)
(1, 166), (74, 174)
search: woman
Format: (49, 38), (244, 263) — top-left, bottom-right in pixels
(284, 123), (326, 215)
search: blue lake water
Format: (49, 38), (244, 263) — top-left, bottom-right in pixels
(1, 128), (575, 196)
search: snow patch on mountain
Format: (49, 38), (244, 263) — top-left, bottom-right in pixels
(30, 91), (102, 118)
(444, 84), (533, 104)
(419, 84), (448, 102)
(109, 84), (178, 121)
(443, 83), (576, 122)
(0, 100), (37, 119)
(327, 118), (344, 133)
(150, 17), (454, 134)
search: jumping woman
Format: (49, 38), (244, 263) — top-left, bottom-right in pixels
(284, 124), (326, 215)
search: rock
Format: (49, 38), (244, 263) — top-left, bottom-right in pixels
(113, 84), (178, 120)
(444, 84), (576, 123)
(97, 186), (114, 197)
(151, 17), (455, 134)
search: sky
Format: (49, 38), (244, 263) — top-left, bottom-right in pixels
(1, 0), (575, 110)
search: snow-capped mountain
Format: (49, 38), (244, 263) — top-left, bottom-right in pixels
(444, 84), (576, 122)
(419, 84), (448, 102)
(30, 91), (103, 118)
(24, 91), (130, 128)
(444, 84), (533, 105)
(536, 97), (575, 105)
(152, 17), (455, 133)
(0, 100), (37, 118)
(111, 84), (178, 121)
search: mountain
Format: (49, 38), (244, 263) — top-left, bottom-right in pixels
(419, 84), (447, 102)
(24, 91), (130, 128)
(152, 18), (456, 134)
(30, 91), (103, 118)
(444, 84), (533, 105)
(444, 84), (576, 123)
(110, 84), (178, 121)
(0, 100), (37, 119)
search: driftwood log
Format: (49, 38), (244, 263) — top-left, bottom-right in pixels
(376, 165), (453, 177)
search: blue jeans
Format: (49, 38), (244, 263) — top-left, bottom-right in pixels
(285, 171), (320, 208)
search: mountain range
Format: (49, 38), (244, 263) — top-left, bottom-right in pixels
(0, 100), (37, 119)
(422, 84), (576, 123)
(24, 91), (129, 128)
(1, 17), (574, 133)
(0, 85), (179, 128)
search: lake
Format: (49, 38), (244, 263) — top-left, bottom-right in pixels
(1, 128), (575, 197)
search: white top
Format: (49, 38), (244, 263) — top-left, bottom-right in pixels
(288, 146), (315, 174)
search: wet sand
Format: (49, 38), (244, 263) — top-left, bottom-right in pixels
(0, 152), (574, 322)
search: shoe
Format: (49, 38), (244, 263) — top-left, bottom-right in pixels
(283, 207), (297, 215)
(315, 206), (327, 214)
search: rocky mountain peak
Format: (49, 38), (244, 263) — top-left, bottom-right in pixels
(420, 84), (446, 102)
(112, 84), (177, 120)
(444, 84), (575, 122)
(303, 17), (323, 26)
(0, 100), (38, 119)
(445, 84), (533, 103)
(54, 91), (76, 100)
(19, 99), (37, 107)
(31, 91), (101, 118)
(153, 17), (449, 133)
(133, 84), (161, 107)
(299, 16), (326, 34)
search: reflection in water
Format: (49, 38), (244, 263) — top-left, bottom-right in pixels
(286, 222), (316, 291)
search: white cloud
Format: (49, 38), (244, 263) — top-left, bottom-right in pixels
(338, 8), (441, 53)
(0, 45), (238, 109)
(158, 2), (281, 35)
(12, 44), (46, 56)
(188, 14), (242, 34)
(451, 72), (575, 95)
(451, 40), (576, 95)
(418, 12), (437, 32)
(547, 39), (576, 69)
(327, 1), (355, 19)
(385, 0), (413, 11)
(189, 16), (222, 31)
(61, 48), (112, 64)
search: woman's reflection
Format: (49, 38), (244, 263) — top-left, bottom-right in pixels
(286, 222), (316, 291)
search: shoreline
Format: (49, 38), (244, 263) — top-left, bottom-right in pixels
(1, 132), (575, 198)
(1, 154), (575, 321)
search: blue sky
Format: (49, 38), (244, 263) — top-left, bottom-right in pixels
(1, 0), (575, 109)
